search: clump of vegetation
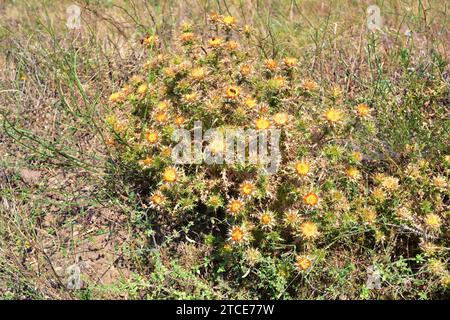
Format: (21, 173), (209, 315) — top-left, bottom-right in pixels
(105, 13), (449, 299)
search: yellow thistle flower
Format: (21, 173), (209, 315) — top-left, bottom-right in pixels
(346, 167), (361, 180)
(440, 274), (450, 287)
(180, 32), (195, 43)
(324, 108), (343, 123)
(227, 199), (244, 216)
(356, 103), (371, 117)
(149, 191), (166, 209)
(381, 176), (399, 191)
(139, 155), (153, 168)
(208, 12), (221, 23)
(350, 151), (363, 162)
(239, 181), (256, 197)
(428, 259), (446, 275)
(240, 64), (252, 76)
(283, 210), (300, 227)
(420, 242), (441, 256)
(184, 92), (198, 103)
(162, 167), (178, 183)
(222, 15), (237, 26)
(397, 206), (413, 221)
(265, 59), (278, 71)
(105, 114), (117, 126)
(361, 208), (377, 224)
(371, 187), (386, 201)
(190, 67), (206, 81)
(226, 85), (240, 99)
(295, 160), (310, 176)
(424, 213), (442, 230)
(295, 255), (313, 271)
(330, 189), (345, 202)
(208, 194), (223, 208)
(245, 98), (257, 109)
(161, 147), (172, 158)
(137, 83), (148, 95)
(130, 75), (144, 85)
(226, 41), (239, 51)
(268, 76), (286, 89)
(180, 22), (193, 32)
(153, 111), (169, 124)
(300, 221), (319, 239)
(273, 112), (289, 126)
(208, 37), (223, 48)
(255, 117), (271, 130)
(432, 176), (447, 190)
(163, 67), (176, 78)
(145, 130), (159, 144)
(259, 211), (276, 230)
(303, 192), (319, 207)
(156, 100), (170, 111)
(243, 24), (253, 35)
(228, 225), (247, 244)
(109, 92), (123, 103)
(303, 79), (318, 91)
(283, 57), (298, 68)
(174, 115), (185, 127)
(245, 247), (262, 266)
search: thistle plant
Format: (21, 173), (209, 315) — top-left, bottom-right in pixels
(103, 12), (449, 295)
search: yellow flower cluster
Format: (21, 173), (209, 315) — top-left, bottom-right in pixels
(105, 15), (448, 277)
